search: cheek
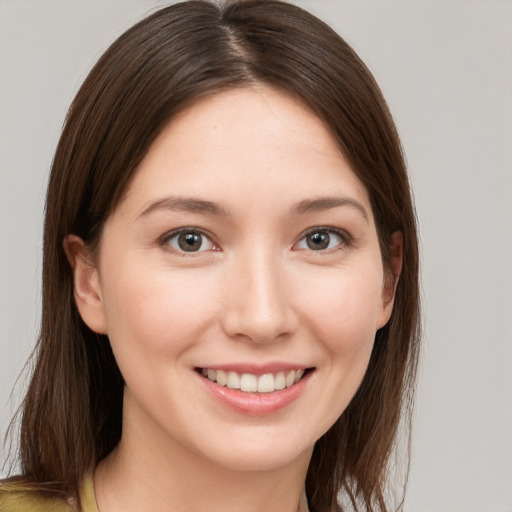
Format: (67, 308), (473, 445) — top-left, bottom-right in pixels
(297, 263), (385, 348)
(296, 266), (384, 428)
(100, 262), (219, 364)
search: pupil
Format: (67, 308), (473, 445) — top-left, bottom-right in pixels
(307, 232), (329, 250)
(178, 232), (201, 252)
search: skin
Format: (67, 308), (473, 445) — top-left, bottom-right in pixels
(66, 86), (401, 512)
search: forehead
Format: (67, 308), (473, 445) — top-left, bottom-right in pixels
(119, 86), (371, 217)
(155, 86), (342, 165)
(158, 86), (342, 157)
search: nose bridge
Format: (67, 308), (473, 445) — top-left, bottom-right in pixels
(221, 243), (296, 343)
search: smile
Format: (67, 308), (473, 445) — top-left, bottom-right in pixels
(199, 368), (307, 393)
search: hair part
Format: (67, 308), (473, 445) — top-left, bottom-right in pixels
(4, 2), (420, 511)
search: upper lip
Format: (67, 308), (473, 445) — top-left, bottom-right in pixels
(195, 363), (313, 376)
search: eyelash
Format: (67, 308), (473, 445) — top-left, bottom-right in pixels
(294, 227), (352, 253)
(160, 228), (218, 255)
(159, 226), (352, 255)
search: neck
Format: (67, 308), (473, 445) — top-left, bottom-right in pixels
(93, 402), (312, 512)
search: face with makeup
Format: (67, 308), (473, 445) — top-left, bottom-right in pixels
(69, 86), (400, 473)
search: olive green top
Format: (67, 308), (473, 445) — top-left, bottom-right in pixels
(0, 475), (310, 511)
(0, 474), (98, 512)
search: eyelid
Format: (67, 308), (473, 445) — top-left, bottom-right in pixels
(294, 226), (352, 252)
(159, 227), (220, 253)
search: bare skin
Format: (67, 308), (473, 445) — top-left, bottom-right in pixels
(66, 86), (401, 512)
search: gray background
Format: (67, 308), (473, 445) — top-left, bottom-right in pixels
(1, 1), (511, 511)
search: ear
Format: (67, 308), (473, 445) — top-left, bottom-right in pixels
(64, 235), (108, 334)
(377, 231), (403, 328)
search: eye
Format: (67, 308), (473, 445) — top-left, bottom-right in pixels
(296, 228), (348, 251)
(163, 229), (217, 253)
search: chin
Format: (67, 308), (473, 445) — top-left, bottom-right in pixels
(207, 444), (313, 473)
(190, 425), (317, 473)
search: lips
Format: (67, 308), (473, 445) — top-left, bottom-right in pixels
(197, 366), (313, 415)
(200, 368), (306, 393)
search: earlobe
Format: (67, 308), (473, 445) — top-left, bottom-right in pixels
(63, 235), (108, 334)
(378, 231), (403, 328)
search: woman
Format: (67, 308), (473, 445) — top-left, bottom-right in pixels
(0, 1), (420, 511)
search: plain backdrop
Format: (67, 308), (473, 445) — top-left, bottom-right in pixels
(0, 1), (511, 511)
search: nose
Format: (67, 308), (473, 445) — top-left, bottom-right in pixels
(220, 249), (298, 344)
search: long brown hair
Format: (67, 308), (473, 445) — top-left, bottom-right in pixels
(4, 1), (420, 510)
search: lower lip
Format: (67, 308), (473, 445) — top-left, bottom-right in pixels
(197, 371), (312, 416)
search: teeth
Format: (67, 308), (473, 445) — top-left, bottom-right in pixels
(285, 370), (296, 388)
(294, 369), (304, 383)
(274, 372), (286, 390)
(227, 371), (240, 389)
(257, 373), (275, 393)
(216, 370), (227, 386)
(202, 368), (307, 393)
(240, 373), (257, 392)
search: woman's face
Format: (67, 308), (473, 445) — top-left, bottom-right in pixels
(75, 86), (397, 472)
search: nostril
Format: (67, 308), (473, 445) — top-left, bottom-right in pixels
(220, 309), (298, 344)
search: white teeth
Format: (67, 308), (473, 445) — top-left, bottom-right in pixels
(227, 371), (240, 389)
(285, 370), (296, 388)
(216, 370), (227, 386)
(274, 372), (286, 390)
(202, 368), (307, 393)
(240, 373), (258, 392)
(257, 373), (275, 393)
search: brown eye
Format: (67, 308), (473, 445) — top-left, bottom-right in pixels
(296, 228), (346, 252)
(165, 229), (216, 253)
(307, 232), (330, 250)
(178, 232), (202, 252)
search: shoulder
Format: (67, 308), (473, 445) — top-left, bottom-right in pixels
(0, 484), (74, 512)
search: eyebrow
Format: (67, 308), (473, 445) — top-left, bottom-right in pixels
(137, 195), (369, 222)
(292, 197), (369, 222)
(137, 196), (228, 218)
